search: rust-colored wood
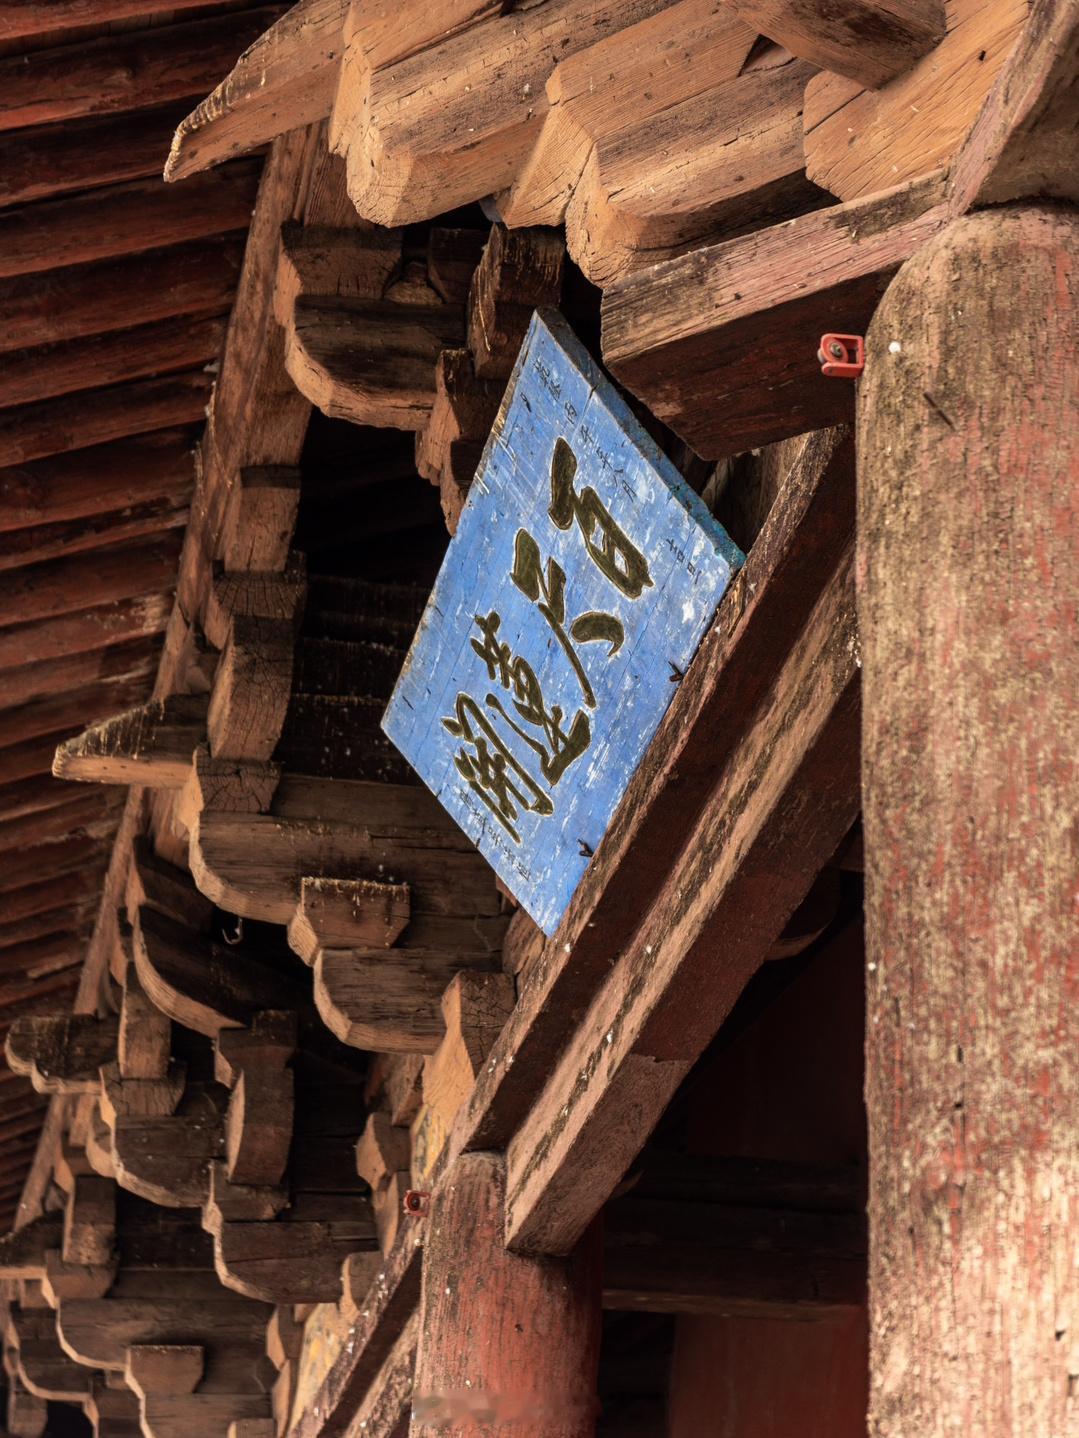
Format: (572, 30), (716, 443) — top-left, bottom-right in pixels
(0, 238), (243, 356)
(1, 640), (159, 710)
(0, 0), (219, 41)
(0, 161), (258, 281)
(0, 8), (285, 133)
(0, 373), (213, 469)
(410, 1152), (601, 1437)
(857, 206), (1077, 1438)
(0, 594), (172, 672)
(0, 538), (181, 632)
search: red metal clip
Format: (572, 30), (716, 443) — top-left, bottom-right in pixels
(403, 1189), (430, 1217)
(818, 334), (865, 379)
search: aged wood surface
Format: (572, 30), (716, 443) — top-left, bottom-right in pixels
(504, 544), (861, 1253)
(166, 0), (348, 182)
(950, 0), (1079, 209)
(501, 0), (755, 229)
(53, 696), (207, 789)
(723, 0), (944, 86)
(336, 0), (673, 224)
(602, 171), (948, 457)
(409, 1152), (601, 1437)
(0, 0), (217, 41)
(803, 0), (1029, 199)
(858, 206), (1077, 1438)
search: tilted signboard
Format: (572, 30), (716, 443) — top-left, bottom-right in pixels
(382, 311), (744, 935)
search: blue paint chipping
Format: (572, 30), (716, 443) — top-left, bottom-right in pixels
(382, 310), (744, 935)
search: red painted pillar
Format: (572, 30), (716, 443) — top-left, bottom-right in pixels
(409, 1151), (601, 1437)
(857, 206), (1078, 1436)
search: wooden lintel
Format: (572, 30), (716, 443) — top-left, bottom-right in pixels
(601, 170), (948, 457)
(53, 694), (208, 789)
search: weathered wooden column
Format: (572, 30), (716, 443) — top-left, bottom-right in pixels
(857, 205), (1078, 1437)
(409, 1152), (601, 1437)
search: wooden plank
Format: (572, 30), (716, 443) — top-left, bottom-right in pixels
(53, 695), (207, 788)
(1, 316), (226, 413)
(221, 466), (302, 572)
(950, 0), (1079, 210)
(601, 171), (948, 457)
(802, 0), (1029, 200)
(0, 8), (285, 133)
(0, 373), (213, 469)
(467, 226), (564, 379)
(0, 430), (195, 533)
(0, 500), (189, 578)
(503, 546), (860, 1253)
(565, 56), (822, 285)
(0, 793), (123, 856)
(288, 877), (411, 960)
(166, 0), (348, 182)
(0, 101), (195, 211)
(0, 594), (172, 672)
(410, 1151), (601, 1437)
(383, 310), (742, 934)
(0, 675), (160, 754)
(857, 206), (1077, 1438)
(424, 428), (853, 1190)
(722, 0), (943, 87)
(0, 538), (182, 632)
(0, 162), (259, 282)
(0, 237), (244, 357)
(0, 0), (218, 42)
(335, 0), (676, 225)
(206, 616), (295, 762)
(501, 0), (756, 229)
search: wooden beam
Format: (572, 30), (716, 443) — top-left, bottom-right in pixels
(0, 430), (195, 533)
(334, 0), (676, 225)
(0, 238), (243, 356)
(0, 594), (172, 672)
(0, 372), (213, 469)
(503, 546), (861, 1253)
(857, 205), (1077, 1438)
(802, 0), (1028, 202)
(410, 1152), (601, 1437)
(0, 8), (285, 133)
(1, 316), (226, 414)
(501, 0), (756, 229)
(0, 675), (161, 754)
(0, 0), (221, 42)
(0, 538), (181, 632)
(565, 55), (823, 285)
(722, 0), (943, 87)
(166, 0), (348, 182)
(0, 502), (188, 580)
(0, 160), (259, 282)
(0, 837), (101, 894)
(0, 873), (106, 927)
(5, 1016), (118, 1096)
(288, 876), (411, 960)
(601, 171), (948, 457)
(950, 0), (1079, 210)
(0, 793), (123, 857)
(53, 695), (207, 789)
(0, 101), (194, 212)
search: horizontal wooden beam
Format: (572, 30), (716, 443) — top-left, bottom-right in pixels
(0, 372), (213, 468)
(0, 0), (220, 41)
(0, 100), (196, 211)
(505, 545), (861, 1254)
(0, 160), (260, 282)
(721, 0), (944, 88)
(0, 498), (189, 577)
(602, 171), (948, 457)
(0, 8), (285, 133)
(950, 0), (1079, 211)
(0, 428), (195, 533)
(54, 695), (207, 789)
(0, 237), (243, 356)
(0, 537), (181, 632)
(166, 0), (347, 182)
(2, 315), (226, 413)
(0, 593), (172, 672)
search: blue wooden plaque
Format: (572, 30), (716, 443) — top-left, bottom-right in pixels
(382, 311), (744, 935)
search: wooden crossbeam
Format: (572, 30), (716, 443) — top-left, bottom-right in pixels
(0, 101), (195, 211)
(0, 237), (243, 356)
(54, 695), (208, 789)
(0, 161), (259, 282)
(601, 171), (948, 456)
(2, 316), (226, 413)
(166, 0), (348, 182)
(0, 372), (213, 469)
(504, 544), (861, 1254)
(0, 8), (285, 133)
(722, 0), (944, 87)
